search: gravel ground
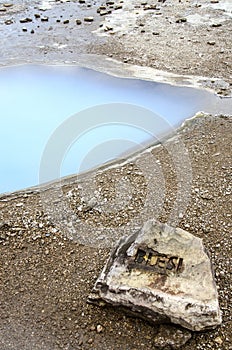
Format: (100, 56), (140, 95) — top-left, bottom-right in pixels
(0, 114), (231, 349)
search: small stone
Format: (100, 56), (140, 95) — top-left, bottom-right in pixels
(210, 0), (219, 3)
(214, 336), (223, 345)
(152, 31), (160, 35)
(76, 19), (82, 25)
(31, 29), (35, 34)
(20, 18), (32, 23)
(115, 5), (123, 10)
(154, 325), (192, 349)
(0, 8), (7, 12)
(211, 23), (222, 27)
(3, 3), (13, 7)
(84, 17), (94, 22)
(34, 14), (40, 18)
(4, 19), (13, 25)
(79, 0), (85, 3)
(100, 10), (109, 16)
(207, 40), (216, 45)
(88, 338), (93, 344)
(22, 27), (27, 32)
(89, 220), (222, 331)
(41, 16), (49, 22)
(63, 19), (69, 24)
(96, 324), (103, 333)
(176, 17), (187, 23)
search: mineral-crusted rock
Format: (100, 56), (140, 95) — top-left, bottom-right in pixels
(88, 220), (222, 331)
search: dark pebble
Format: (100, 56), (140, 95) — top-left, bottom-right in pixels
(5, 19), (13, 25)
(176, 17), (187, 23)
(20, 18), (32, 23)
(76, 19), (82, 25)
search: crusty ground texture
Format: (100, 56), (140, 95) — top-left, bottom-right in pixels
(0, 115), (231, 349)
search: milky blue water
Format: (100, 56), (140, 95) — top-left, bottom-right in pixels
(0, 64), (227, 193)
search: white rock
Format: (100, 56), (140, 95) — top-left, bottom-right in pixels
(88, 220), (222, 331)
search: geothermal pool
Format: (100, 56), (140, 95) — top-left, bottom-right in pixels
(0, 64), (230, 193)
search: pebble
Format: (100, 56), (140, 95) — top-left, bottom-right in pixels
(0, 8), (7, 12)
(96, 324), (103, 333)
(79, 0), (85, 3)
(84, 17), (94, 22)
(5, 19), (13, 25)
(34, 14), (40, 19)
(211, 23), (222, 27)
(176, 17), (187, 23)
(31, 29), (35, 34)
(22, 27), (27, 32)
(3, 3), (13, 7)
(214, 336), (223, 345)
(100, 10), (109, 16)
(41, 16), (49, 22)
(207, 40), (216, 45)
(76, 19), (82, 25)
(63, 19), (69, 24)
(20, 18), (32, 23)
(115, 5), (123, 10)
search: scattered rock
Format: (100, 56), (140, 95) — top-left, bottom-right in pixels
(3, 3), (13, 7)
(152, 31), (160, 35)
(0, 8), (7, 12)
(176, 17), (187, 23)
(79, 0), (85, 3)
(41, 16), (49, 22)
(4, 19), (13, 25)
(154, 325), (192, 349)
(214, 336), (223, 345)
(211, 23), (222, 28)
(100, 10), (109, 16)
(114, 5), (123, 10)
(207, 40), (216, 45)
(96, 324), (103, 333)
(89, 220), (222, 331)
(84, 17), (94, 22)
(76, 19), (82, 25)
(20, 18), (33, 23)
(63, 19), (69, 24)
(22, 27), (27, 32)
(144, 4), (157, 10)
(30, 29), (35, 34)
(34, 14), (40, 19)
